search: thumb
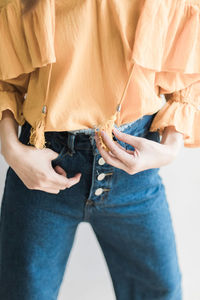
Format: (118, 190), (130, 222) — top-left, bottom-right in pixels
(112, 128), (142, 149)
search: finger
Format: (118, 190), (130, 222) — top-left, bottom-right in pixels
(64, 173), (82, 188)
(112, 128), (142, 149)
(96, 130), (133, 167)
(95, 134), (132, 170)
(40, 172), (81, 191)
(114, 141), (135, 155)
(108, 142), (134, 157)
(54, 165), (67, 176)
(50, 170), (81, 189)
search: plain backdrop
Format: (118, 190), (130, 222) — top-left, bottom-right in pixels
(0, 128), (199, 300)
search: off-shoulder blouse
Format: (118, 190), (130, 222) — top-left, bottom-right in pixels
(0, 0), (200, 150)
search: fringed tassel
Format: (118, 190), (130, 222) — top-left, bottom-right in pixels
(95, 62), (135, 151)
(95, 108), (120, 152)
(28, 63), (52, 149)
(29, 110), (47, 149)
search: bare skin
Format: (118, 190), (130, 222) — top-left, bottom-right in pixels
(0, 110), (184, 194)
(94, 125), (184, 175)
(0, 110), (82, 194)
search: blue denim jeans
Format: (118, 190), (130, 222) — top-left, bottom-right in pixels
(0, 113), (182, 300)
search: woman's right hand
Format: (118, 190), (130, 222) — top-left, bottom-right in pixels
(1, 140), (82, 194)
(0, 110), (81, 194)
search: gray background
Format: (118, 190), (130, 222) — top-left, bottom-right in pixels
(0, 134), (199, 300)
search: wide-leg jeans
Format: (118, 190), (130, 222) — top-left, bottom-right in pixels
(0, 113), (182, 299)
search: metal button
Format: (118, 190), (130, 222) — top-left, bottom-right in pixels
(97, 173), (106, 181)
(98, 157), (105, 165)
(95, 188), (104, 196)
(116, 103), (121, 112)
(42, 105), (47, 114)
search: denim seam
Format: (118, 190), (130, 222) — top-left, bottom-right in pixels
(95, 182), (164, 211)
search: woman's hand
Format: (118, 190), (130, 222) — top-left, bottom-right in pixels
(0, 110), (81, 194)
(1, 141), (82, 194)
(94, 125), (184, 175)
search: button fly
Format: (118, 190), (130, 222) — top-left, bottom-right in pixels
(95, 188), (104, 196)
(97, 173), (106, 181)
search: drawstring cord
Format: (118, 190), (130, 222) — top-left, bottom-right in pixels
(29, 63), (53, 149)
(95, 62), (135, 151)
(28, 60), (135, 152)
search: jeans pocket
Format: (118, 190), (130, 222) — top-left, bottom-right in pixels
(51, 144), (66, 165)
(19, 123), (69, 164)
(18, 122), (32, 145)
(46, 133), (69, 166)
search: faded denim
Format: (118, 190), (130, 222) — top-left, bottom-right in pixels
(0, 113), (182, 300)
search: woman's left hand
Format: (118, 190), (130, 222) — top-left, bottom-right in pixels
(94, 126), (184, 175)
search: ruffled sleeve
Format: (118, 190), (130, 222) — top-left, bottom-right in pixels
(132, 0), (200, 148)
(0, 74), (31, 125)
(0, 0), (56, 130)
(149, 79), (200, 147)
(0, 0), (56, 81)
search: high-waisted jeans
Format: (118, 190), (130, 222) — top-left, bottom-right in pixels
(0, 113), (182, 300)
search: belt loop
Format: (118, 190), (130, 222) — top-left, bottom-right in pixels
(67, 133), (76, 156)
(89, 132), (98, 156)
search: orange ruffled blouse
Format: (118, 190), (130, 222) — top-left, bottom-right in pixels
(0, 0), (200, 150)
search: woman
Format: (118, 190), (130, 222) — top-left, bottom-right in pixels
(0, 0), (200, 299)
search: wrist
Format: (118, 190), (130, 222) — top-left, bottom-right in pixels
(161, 126), (184, 145)
(1, 138), (22, 163)
(0, 110), (22, 161)
(160, 126), (184, 156)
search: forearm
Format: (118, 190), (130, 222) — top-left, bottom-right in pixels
(0, 110), (20, 158)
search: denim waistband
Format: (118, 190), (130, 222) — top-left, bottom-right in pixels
(65, 116), (146, 135)
(20, 113), (157, 155)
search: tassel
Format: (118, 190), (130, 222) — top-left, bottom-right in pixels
(95, 62), (135, 151)
(29, 106), (47, 149)
(95, 105), (121, 152)
(28, 63), (53, 149)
